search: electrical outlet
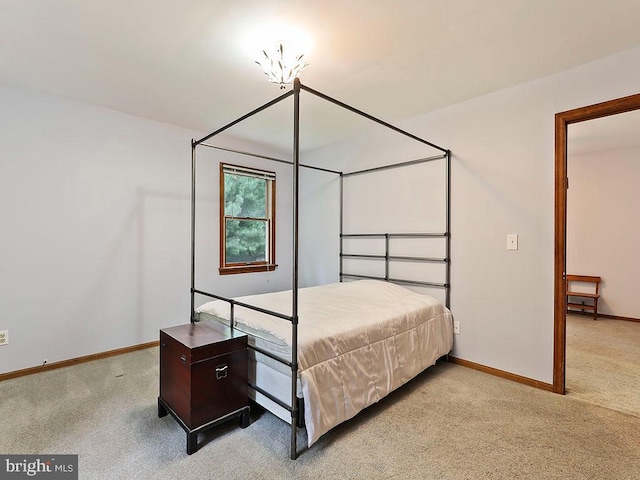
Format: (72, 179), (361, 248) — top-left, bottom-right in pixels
(0, 330), (8, 346)
(453, 321), (461, 335)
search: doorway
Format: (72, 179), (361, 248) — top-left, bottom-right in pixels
(553, 92), (640, 394)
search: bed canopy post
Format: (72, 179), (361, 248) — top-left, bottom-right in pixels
(445, 149), (451, 309)
(190, 139), (197, 323)
(339, 174), (344, 281)
(290, 77), (301, 460)
(384, 234), (390, 280)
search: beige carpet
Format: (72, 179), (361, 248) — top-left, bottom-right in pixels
(1, 347), (640, 479)
(566, 314), (640, 418)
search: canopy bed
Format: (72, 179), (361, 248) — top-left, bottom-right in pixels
(189, 79), (452, 459)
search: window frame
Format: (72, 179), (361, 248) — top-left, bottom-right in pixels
(219, 163), (277, 275)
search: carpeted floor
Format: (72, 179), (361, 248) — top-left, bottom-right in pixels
(566, 314), (640, 418)
(1, 347), (639, 479)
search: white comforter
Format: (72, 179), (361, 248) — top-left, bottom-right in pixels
(196, 280), (453, 446)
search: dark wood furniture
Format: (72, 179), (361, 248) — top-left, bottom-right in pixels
(566, 274), (601, 320)
(158, 321), (250, 454)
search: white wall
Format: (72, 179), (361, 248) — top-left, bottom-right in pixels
(0, 86), (298, 374)
(0, 86), (191, 373)
(298, 168), (341, 287)
(567, 145), (640, 318)
(303, 45), (640, 384)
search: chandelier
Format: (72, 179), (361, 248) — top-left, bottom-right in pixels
(255, 42), (309, 89)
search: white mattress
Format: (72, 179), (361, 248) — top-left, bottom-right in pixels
(196, 280), (453, 446)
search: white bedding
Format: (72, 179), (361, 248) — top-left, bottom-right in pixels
(195, 280), (453, 446)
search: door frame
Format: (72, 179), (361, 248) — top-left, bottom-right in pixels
(553, 92), (640, 394)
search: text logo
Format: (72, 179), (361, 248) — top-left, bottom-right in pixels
(0, 455), (78, 480)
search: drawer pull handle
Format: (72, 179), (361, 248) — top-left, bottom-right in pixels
(216, 364), (228, 380)
(180, 354), (187, 364)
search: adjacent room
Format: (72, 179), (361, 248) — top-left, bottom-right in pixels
(566, 110), (640, 416)
(1, 1), (639, 478)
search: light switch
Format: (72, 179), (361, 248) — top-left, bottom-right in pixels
(507, 234), (518, 251)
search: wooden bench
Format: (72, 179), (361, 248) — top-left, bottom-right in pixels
(566, 274), (601, 320)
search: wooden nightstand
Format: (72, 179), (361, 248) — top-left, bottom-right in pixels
(158, 321), (250, 455)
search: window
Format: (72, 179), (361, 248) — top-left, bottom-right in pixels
(219, 163), (276, 275)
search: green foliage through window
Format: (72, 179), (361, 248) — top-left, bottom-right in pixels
(224, 173), (267, 218)
(225, 219), (266, 263)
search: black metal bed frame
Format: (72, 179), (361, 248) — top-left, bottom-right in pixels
(190, 78), (450, 459)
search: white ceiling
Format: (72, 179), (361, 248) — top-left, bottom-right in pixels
(2, 0), (640, 151)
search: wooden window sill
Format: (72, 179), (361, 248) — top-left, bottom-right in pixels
(219, 264), (278, 275)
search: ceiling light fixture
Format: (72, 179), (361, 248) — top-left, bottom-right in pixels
(255, 42), (309, 89)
